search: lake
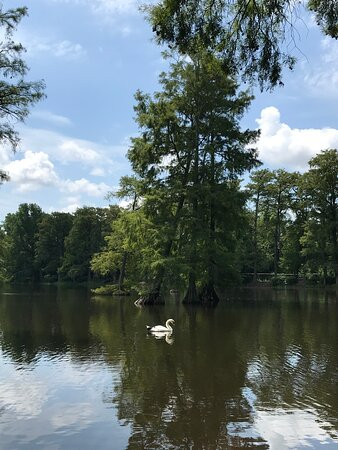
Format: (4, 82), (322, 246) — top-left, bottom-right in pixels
(0, 285), (337, 449)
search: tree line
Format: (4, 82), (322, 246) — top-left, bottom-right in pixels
(0, 205), (119, 283)
(1, 148), (336, 298)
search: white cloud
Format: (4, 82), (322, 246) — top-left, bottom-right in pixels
(61, 178), (110, 197)
(256, 107), (338, 170)
(90, 167), (106, 176)
(4, 148), (111, 198)
(0, 373), (47, 418)
(91, 0), (137, 15)
(61, 202), (81, 213)
(59, 140), (100, 164)
(51, 403), (93, 429)
(31, 111), (73, 127)
(0, 125), (130, 216)
(229, 387), (338, 449)
(118, 198), (132, 209)
(25, 35), (86, 60)
(18, 127), (127, 169)
(4, 151), (59, 192)
(254, 408), (337, 449)
(48, 0), (138, 16)
(304, 37), (338, 98)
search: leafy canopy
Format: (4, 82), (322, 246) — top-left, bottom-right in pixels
(146, 0), (338, 89)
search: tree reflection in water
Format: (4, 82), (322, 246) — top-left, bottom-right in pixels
(90, 288), (337, 449)
(0, 286), (336, 449)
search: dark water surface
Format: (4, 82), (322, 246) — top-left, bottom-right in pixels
(0, 286), (337, 449)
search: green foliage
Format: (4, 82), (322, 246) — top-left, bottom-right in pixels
(0, 225), (9, 280)
(91, 208), (161, 287)
(146, 0), (337, 89)
(3, 203), (44, 281)
(245, 149), (337, 285)
(60, 207), (116, 282)
(0, 5), (45, 153)
(300, 149), (338, 283)
(35, 212), (73, 281)
(91, 284), (131, 296)
(126, 51), (260, 302)
(247, 168), (300, 276)
(0, 150), (336, 288)
(308, 0), (338, 38)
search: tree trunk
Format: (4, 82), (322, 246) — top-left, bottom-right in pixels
(137, 195), (186, 306)
(199, 282), (219, 307)
(199, 143), (219, 306)
(331, 196), (337, 285)
(274, 194), (281, 276)
(253, 193), (260, 284)
(136, 288), (164, 306)
(182, 272), (199, 304)
(137, 153), (193, 306)
(183, 108), (200, 305)
(323, 264), (327, 287)
(118, 251), (128, 291)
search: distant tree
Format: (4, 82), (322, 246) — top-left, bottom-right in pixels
(99, 176), (143, 291)
(264, 170), (300, 276)
(279, 174), (309, 277)
(3, 203), (44, 281)
(60, 207), (117, 282)
(0, 5), (45, 183)
(35, 212), (73, 281)
(0, 225), (8, 279)
(247, 169), (273, 282)
(147, 0), (338, 89)
(301, 149), (337, 284)
(91, 208), (159, 292)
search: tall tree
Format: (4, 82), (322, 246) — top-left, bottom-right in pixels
(247, 169), (273, 282)
(147, 0), (338, 89)
(279, 173), (309, 277)
(128, 52), (259, 304)
(109, 176), (142, 291)
(0, 5), (45, 182)
(92, 177), (144, 292)
(35, 212), (73, 281)
(3, 203), (44, 281)
(301, 149), (337, 284)
(264, 170), (299, 276)
(91, 208), (160, 293)
(60, 207), (116, 282)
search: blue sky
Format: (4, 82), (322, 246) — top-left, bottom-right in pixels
(1, 0), (338, 218)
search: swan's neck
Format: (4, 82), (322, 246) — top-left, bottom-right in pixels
(165, 320), (173, 331)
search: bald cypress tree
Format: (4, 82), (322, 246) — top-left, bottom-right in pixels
(128, 52), (259, 305)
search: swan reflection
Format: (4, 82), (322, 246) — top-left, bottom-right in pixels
(148, 331), (174, 345)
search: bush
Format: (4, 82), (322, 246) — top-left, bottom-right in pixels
(91, 284), (131, 296)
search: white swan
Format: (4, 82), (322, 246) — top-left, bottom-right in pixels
(146, 319), (175, 333)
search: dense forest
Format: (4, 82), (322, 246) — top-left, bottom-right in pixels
(1, 148), (336, 300)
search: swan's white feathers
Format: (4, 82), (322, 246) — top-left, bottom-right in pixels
(146, 319), (175, 333)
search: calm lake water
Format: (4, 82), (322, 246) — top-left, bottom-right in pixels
(0, 286), (337, 449)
